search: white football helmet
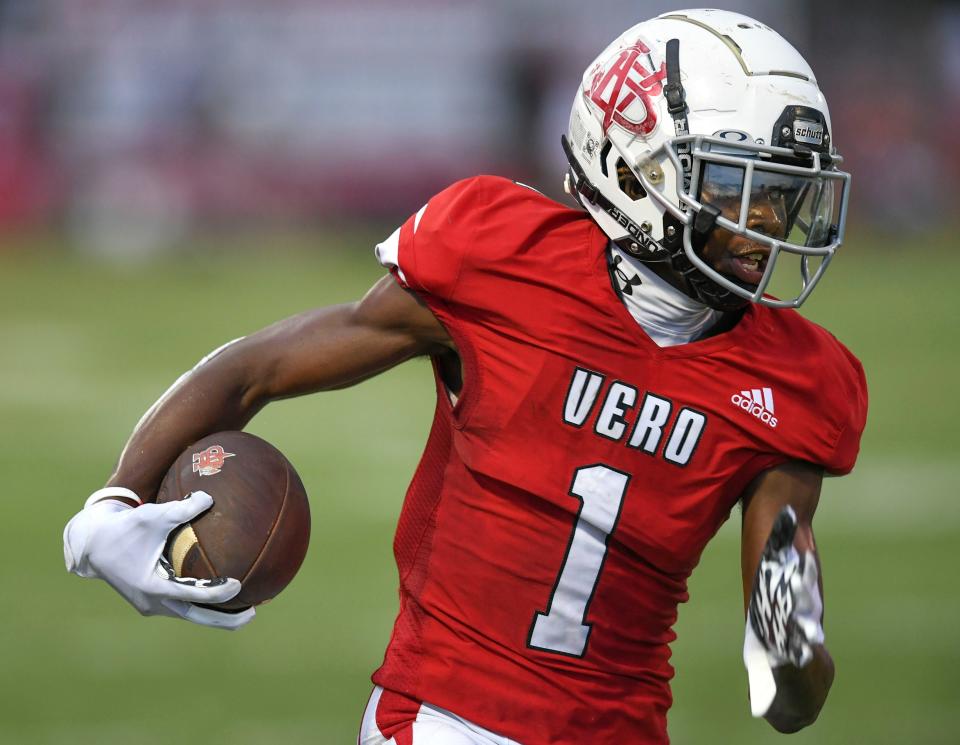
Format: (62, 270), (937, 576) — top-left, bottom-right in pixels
(563, 9), (850, 310)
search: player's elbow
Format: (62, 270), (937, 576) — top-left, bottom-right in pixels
(188, 337), (270, 414)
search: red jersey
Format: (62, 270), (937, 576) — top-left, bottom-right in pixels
(371, 176), (867, 744)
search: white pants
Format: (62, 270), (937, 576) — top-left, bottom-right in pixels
(358, 687), (522, 745)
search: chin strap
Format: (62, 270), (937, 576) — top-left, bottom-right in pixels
(663, 38), (692, 202)
(665, 216), (747, 312)
(659, 39), (742, 311)
(661, 37), (719, 255)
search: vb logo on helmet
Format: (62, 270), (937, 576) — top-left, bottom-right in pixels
(588, 38), (667, 137)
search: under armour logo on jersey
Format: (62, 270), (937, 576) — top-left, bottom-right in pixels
(611, 254), (643, 295)
(730, 387), (779, 428)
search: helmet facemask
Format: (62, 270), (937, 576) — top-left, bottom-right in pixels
(644, 132), (850, 310)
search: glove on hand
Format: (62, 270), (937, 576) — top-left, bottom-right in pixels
(743, 505), (824, 717)
(64, 488), (254, 630)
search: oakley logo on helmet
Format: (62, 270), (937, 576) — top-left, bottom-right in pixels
(730, 388), (778, 428)
(793, 120), (824, 146)
(714, 130), (754, 143)
(588, 38), (667, 137)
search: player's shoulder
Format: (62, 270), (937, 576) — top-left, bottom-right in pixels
(430, 174), (554, 208)
(755, 306), (868, 474)
(760, 307), (864, 389)
(417, 175), (573, 239)
(392, 175), (593, 297)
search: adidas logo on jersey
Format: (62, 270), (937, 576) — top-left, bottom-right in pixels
(731, 387), (778, 428)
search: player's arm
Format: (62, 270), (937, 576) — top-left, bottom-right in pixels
(740, 461), (834, 733)
(64, 275), (452, 628)
(107, 274), (453, 502)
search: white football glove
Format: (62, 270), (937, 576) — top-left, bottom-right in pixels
(743, 505), (824, 717)
(64, 487), (255, 630)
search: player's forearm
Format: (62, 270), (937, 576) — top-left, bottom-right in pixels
(106, 345), (265, 502)
(765, 644), (834, 733)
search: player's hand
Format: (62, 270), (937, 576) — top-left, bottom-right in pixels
(64, 488), (255, 630)
(743, 505), (823, 716)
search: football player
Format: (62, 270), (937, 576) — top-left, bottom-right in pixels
(64, 9), (866, 744)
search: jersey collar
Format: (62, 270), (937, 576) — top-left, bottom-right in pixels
(608, 244), (724, 348)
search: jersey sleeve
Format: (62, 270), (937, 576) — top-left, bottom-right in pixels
(374, 175), (560, 304)
(740, 311), (868, 479)
(373, 176), (490, 300)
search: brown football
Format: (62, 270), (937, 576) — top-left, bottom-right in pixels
(156, 431), (310, 611)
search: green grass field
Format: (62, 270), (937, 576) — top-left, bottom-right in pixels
(0, 230), (955, 744)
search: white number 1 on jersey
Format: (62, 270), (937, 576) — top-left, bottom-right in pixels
(528, 464), (630, 657)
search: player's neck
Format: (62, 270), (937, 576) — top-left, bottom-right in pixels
(607, 244), (726, 348)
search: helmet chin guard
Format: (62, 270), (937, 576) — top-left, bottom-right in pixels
(564, 9), (851, 311)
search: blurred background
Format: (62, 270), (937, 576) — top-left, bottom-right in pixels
(1, 1), (956, 743)
(1, 0), (958, 247)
